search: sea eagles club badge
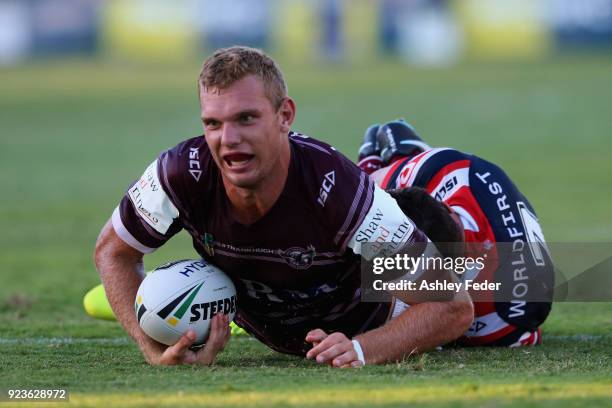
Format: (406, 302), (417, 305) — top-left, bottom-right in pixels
(281, 245), (316, 269)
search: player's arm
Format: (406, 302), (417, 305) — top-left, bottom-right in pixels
(94, 157), (229, 366)
(307, 291), (472, 367)
(306, 186), (473, 366)
(94, 219), (163, 363)
(354, 286), (472, 365)
(307, 270), (472, 366)
(94, 218), (231, 365)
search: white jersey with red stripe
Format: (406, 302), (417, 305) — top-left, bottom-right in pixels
(379, 148), (553, 346)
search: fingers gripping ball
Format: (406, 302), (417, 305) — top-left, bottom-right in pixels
(135, 259), (237, 347)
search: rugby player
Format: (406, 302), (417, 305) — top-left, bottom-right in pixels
(94, 47), (473, 367)
(358, 120), (554, 346)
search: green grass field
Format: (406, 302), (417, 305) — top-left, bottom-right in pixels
(1, 56), (611, 407)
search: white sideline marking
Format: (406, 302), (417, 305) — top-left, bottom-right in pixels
(0, 334), (608, 346)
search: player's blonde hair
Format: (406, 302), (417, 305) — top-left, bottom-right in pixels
(199, 46), (288, 110)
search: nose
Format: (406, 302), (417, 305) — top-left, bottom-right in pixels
(221, 123), (241, 147)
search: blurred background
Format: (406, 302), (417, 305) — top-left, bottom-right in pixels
(1, 0), (611, 334)
(2, 0), (612, 66)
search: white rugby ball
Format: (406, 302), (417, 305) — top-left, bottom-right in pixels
(135, 259), (236, 347)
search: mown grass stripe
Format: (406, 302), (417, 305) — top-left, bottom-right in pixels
(66, 383), (612, 408)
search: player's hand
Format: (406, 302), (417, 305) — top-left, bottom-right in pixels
(194, 313), (231, 365)
(305, 329), (363, 368)
(147, 313), (231, 366)
(154, 330), (199, 365)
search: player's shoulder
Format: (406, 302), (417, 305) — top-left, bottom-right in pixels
(151, 135), (218, 215)
(288, 131), (374, 247)
(289, 131), (341, 160)
(398, 147), (473, 188)
(291, 130), (360, 165)
(157, 135), (214, 186)
(289, 130), (362, 189)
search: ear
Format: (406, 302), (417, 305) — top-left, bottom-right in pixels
(278, 97), (296, 133)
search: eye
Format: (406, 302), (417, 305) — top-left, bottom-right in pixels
(238, 114), (255, 124)
(204, 119), (220, 130)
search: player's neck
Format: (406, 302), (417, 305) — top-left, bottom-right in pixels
(223, 144), (291, 226)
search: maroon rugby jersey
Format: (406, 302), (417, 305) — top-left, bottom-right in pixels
(112, 132), (427, 355)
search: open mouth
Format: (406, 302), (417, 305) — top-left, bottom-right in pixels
(223, 153), (254, 168)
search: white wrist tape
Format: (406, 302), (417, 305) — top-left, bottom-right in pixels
(351, 339), (366, 366)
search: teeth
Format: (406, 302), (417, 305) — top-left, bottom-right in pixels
(229, 159), (250, 167)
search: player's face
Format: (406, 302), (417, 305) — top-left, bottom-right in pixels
(200, 75), (294, 190)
